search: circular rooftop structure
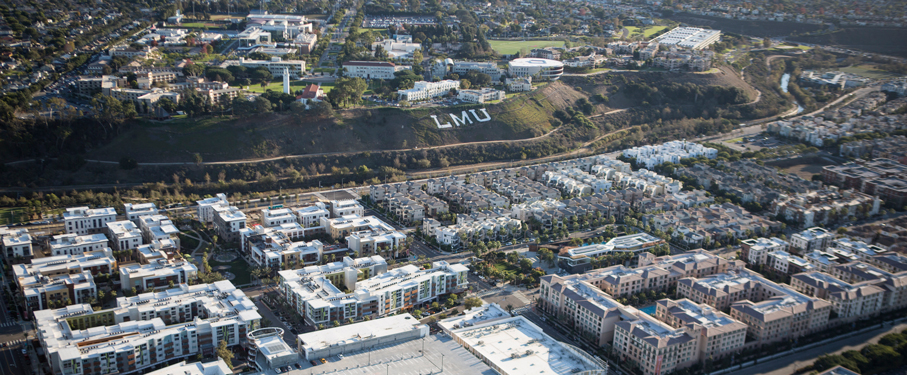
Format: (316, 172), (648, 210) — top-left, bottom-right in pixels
(508, 58), (564, 80)
(248, 327), (284, 341)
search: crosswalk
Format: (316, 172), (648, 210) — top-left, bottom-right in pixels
(513, 290), (532, 305)
(2, 339), (24, 346)
(0, 321), (18, 328)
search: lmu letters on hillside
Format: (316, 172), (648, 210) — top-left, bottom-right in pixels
(431, 108), (492, 129)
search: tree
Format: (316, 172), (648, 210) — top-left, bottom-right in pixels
(465, 297), (483, 310)
(216, 340), (234, 369)
(90, 94), (134, 136)
(326, 77), (368, 107)
(253, 96), (273, 113)
(763, 38), (771, 48)
(183, 63), (205, 77)
(413, 49), (423, 66)
(519, 258), (534, 272)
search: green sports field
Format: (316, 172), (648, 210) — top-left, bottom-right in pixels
(488, 40), (565, 55)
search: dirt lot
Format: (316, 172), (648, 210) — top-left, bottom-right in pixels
(766, 155), (839, 179)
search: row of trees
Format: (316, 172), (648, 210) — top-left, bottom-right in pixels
(811, 330), (907, 374)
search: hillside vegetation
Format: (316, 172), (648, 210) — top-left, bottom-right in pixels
(0, 66), (780, 189)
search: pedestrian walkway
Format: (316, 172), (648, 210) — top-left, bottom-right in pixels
(513, 290), (531, 305)
(0, 321), (18, 328)
(2, 339), (23, 346)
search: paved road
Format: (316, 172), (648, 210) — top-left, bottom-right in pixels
(735, 322), (907, 375)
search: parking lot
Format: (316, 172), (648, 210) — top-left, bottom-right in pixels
(289, 334), (494, 375)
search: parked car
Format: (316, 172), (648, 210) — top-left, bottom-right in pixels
(310, 360), (318, 366)
(320, 358), (327, 364)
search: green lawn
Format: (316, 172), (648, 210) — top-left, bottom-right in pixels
(488, 40), (564, 55)
(209, 258), (252, 286)
(179, 233), (200, 252)
(839, 65), (904, 79)
(238, 80), (333, 94)
(493, 261), (519, 277)
(179, 22), (223, 29)
(626, 25), (669, 38)
(0, 207), (26, 225)
(644, 26), (669, 37)
(354, 27), (388, 37)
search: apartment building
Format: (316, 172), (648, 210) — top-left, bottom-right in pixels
(397, 80), (460, 102)
(346, 229), (407, 257)
(46, 233), (108, 256)
(430, 213), (522, 249)
(771, 189), (880, 228)
(329, 199), (364, 218)
(213, 206), (247, 242)
(279, 256), (467, 326)
(677, 270), (832, 344)
(830, 237), (887, 261)
(240, 225), (325, 268)
(488, 177), (560, 204)
(643, 203), (780, 247)
(741, 237), (790, 266)
(541, 250), (737, 320)
(64, 206), (118, 235)
(196, 193), (229, 224)
(1, 227), (33, 262)
(106, 220), (143, 252)
(622, 141), (717, 169)
(804, 250), (840, 272)
(342, 61), (410, 80)
(119, 258), (199, 292)
(14, 248), (116, 312)
(831, 261), (907, 311)
(320, 215), (398, 239)
(123, 203), (158, 223)
(35, 281), (260, 375)
(238, 57), (305, 79)
(790, 272), (884, 321)
(613, 312), (699, 375)
(295, 202), (330, 228)
(136, 215), (180, 249)
(260, 207), (297, 227)
(443, 183), (509, 212)
(654, 299), (747, 361)
(766, 250), (815, 277)
(790, 227), (834, 254)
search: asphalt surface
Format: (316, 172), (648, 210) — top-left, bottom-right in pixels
(735, 321), (907, 375)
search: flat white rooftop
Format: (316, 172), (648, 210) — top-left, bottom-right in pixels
(449, 316), (605, 375)
(297, 313), (424, 352)
(145, 359), (232, 375)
